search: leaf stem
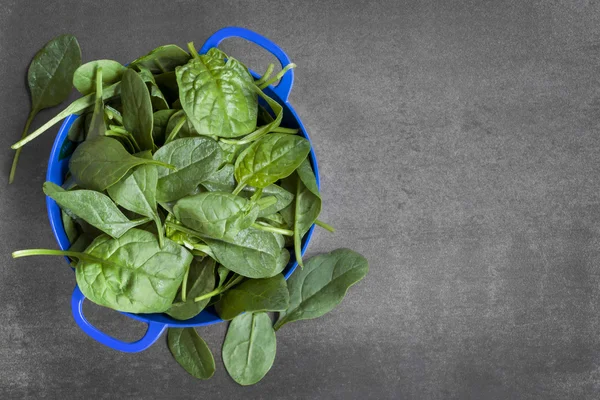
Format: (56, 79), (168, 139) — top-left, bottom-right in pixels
(270, 126), (299, 134)
(164, 116), (186, 144)
(187, 42), (200, 60)
(252, 222), (293, 236)
(232, 182), (246, 196)
(315, 219), (335, 233)
(148, 159), (177, 170)
(181, 268), (189, 302)
(194, 274), (243, 302)
(258, 63), (296, 89)
(254, 63), (275, 86)
(11, 248), (116, 268)
(9, 109), (37, 183)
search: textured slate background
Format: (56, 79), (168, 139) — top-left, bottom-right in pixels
(2, 0), (600, 398)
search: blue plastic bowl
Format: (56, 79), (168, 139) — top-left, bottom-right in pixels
(46, 27), (319, 353)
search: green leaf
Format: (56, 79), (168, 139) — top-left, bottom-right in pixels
(203, 228), (285, 279)
(136, 65), (170, 111)
(73, 60), (126, 95)
(274, 249), (369, 330)
(217, 265), (230, 287)
(86, 67), (106, 139)
(10, 34), (81, 183)
(234, 134), (311, 190)
(239, 184), (294, 217)
(219, 141), (250, 164)
(216, 274), (289, 320)
(44, 182), (150, 239)
(200, 163), (236, 193)
(121, 69), (154, 151)
(129, 44), (191, 74)
(174, 192), (259, 240)
(223, 312), (276, 386)
(61, 209), (79, 244)
(76, 229), (192, 313)
(69, 136), (168, 192)
(107, 164), (164, 246)
(176, 47), (257, 138)
(166, 257), (216, 320)
(153, 137), (223, 202)
(152, 109), (177, 146)
(168, 328), (215, 380)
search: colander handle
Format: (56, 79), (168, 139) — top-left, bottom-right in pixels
(71, 286), (167, 353)
(199, 27), (294, 102)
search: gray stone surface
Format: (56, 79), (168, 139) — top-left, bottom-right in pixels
(1, 0), (600, 398)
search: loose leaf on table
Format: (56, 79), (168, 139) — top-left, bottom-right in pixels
(12, 229), (193, 313)
(215, 274), (289, 320)
(153, 137), (223, 202)
(73, 60), (126, 95)
(167, 257), (216, 320)
(200, 163), (236, 193)
(11, 81), (122, 150)
(121, 69), (154, 151)
(152, 109), (177, 146)
(176, 46), (257, 138)
(222, 312), (276, 386)
(106, 164), (165, 246)
(69, 136), (170, 192)
(239, 184), (294, 217)
(129, 44), (191, 74)
(168, 328), (215, 380)
(203, 228), (285, 279)
(174, 192), (259, 240)
(10, 34), (81, 183)
(280, 158), (321, 267)
(233, 134), (311, 192)
(274, 249), (369, 331)
(44, 182), (150, 238)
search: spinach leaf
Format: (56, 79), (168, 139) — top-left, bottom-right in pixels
(173, 192), (259, 240)
(168, 328), (215, 380)
(200, 163), (236, 193)
(281, 159), (321, 267)
(67, 114), (86, 143)
(203, 228), (284, 278)
(166, 257), (215, 320)
(86, 67), (106, 139)
(136, 65), (169, 111)
(219, 141), (250, 164)
(239, 184), (294, 217)
(154, 71), (179, 103)
(222, 312), (276, 386)
(274, 249), (368, 331)
(233, 134), (311, 193)
(10, 34), (81, 183)
(61, 209), (79, 244)
(129, 44), (191, 74)
(106, 164), (164, 246)
(44, 182), (150, 238)
(69, 136), (170, 192)
(152, 109), (177, 146)
(121, 69), (154, 151)
(215, 274), (289, 320)
(153, 137), (223, 202)
(73, 59), (125, 95)
(176, 46), (257, 138)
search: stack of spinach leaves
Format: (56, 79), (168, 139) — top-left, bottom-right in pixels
(10, 34), (368, 386)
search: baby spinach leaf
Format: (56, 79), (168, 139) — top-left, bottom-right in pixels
(233, 134), (311, 193)
(10, 34), (81, 183)
(154, 71), (179, 102)
(61, 209), (79, 244)
(274, 249), (369, 331)
(200, 163), (236, 192)
(44, 182), (150, 238)
(73, 59), (126, 95)
(176, 47), (257, 138)
(219, 141), (250, 164)
(76, 229), (192, 313)
(86, 67), (107, 139)
(217, 265), (230, 287)
(69, 136), (170, 192)
(136, 66), (169, 111)
(168, 328), (215, 380)
(121, 69), (154, 151)
(130, 44), (191, 74)
(174, 192), (259, 240)
(215, 274), (289, 320)
(167, 257), (215, 320)
(239, 184), (294, 217)
(106, 164), (164, 246)
(281, 159), (321, 267)
(203, 228), (284, 279)
(152, 109), (177, 146)
(222, 312), (276, 386)
(153, 137), (223, 202)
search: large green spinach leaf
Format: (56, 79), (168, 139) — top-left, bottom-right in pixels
(121, 69), (154, 151)
(222, 312), (276, 386)
(10, 34), (81, 183)
(215, 274), (289, 320)
(168, 328), (215, 380)
(176, 47), (257, 138)
(73, 59), (125, 95)
(274, 249), (368, 330)
(153, 137), (223, 202)
(44, 182), (150, 238)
